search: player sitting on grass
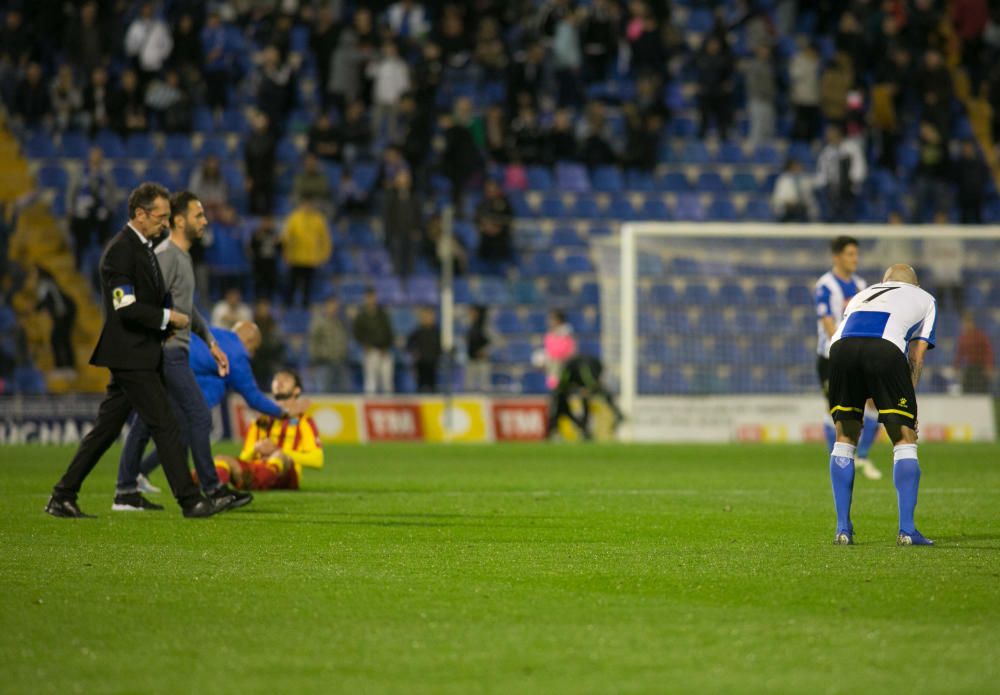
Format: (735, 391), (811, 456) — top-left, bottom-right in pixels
(546, 355), (624, 440)
(827, 264), (936, 546)
(815, 235), (882, 480)
(212, 369), (324, 490)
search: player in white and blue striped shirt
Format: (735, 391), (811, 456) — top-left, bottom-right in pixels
(814, 236), (882, 480)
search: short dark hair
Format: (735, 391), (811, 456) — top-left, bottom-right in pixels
(275, 368), (303, 391)
(169, 190), (200, 225)
(128, 182), (170, 219)
(831, 236), (859, 255)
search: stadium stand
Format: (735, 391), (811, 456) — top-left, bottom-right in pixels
(1, 1), (999, 396)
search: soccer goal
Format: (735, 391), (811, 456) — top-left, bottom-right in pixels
(592, 223), (1000, 443)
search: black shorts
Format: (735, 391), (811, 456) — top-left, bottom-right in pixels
(816, 355), (830, 398)
(828, 337), (917, 428)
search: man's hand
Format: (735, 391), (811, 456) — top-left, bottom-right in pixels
(168, 310), (190, 329)
(254, 439), (278, 457)
(285, 398), (311, 417)
(210, 342), (230, 377)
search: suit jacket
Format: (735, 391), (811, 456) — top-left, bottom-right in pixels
(90, 225), (170, 370)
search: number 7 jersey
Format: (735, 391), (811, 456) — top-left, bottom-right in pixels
(830, 281), (937, 355)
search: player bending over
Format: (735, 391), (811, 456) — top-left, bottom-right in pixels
(213, 369), (324, 490)
(827, 264), (936, 546)
(815, 235), (882, 480)
(546, 355), (624, 440)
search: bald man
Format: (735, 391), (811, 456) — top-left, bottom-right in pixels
(120, 322), (305, 493)
(826, 264), (938, 546)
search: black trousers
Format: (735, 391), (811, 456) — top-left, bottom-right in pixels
(286, 266), (314, 307)
(53, 367), (202, 508)
(415, 360), (437, 393)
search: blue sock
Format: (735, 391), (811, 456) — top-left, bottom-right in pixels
(823, 419), (837, 453)
(856, 415), (879, 459)
(830, 442), (856, 533)
(893, 444), (921, 533)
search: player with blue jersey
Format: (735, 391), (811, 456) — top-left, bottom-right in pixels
(814, 236), (882, 480)
(827, 264), (937, 546)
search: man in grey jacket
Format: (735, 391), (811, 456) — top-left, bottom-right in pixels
(114, 191), (251, 511)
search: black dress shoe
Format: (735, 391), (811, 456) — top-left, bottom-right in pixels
(211, 485), (253, 510)
(112, 492), (165, 512)
(45, 496), (96, 518)
(182, 498), (222, 518)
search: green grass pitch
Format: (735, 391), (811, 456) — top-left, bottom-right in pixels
(1, 442), (998, 694)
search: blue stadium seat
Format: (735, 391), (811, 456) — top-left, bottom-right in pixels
(37, 165), (68, 190)
(494, 309), (523, 334)
(592, 166), (624, 192)
(112, 166), (140, 190)
(221, 108), (248, 133)
(707, 197), (737, 221)
(641, 197), (671, 220)
(625, 170), (656, 191)
(527, 165), (553, 190)
(276, 137), (300, 164)
(193, 107), (215, 132)
(786, 284), (813, 306)
(668, 117), (697, 138)
(651, 283), (678, 304)
(609, 195), (639, 220)
(718, 283), (747, 306)
(744, 197), (772, 221)
(523, 309), (548, 333)
(682, 283), (711, 305)
(571, 197), (602, 219)
(580, 281), (600, 305)
(282, 308), (310, 334)
(696, 172), (727, 193)
(749, 144), (781, 165)
(164, 134), (195, 161)
(562, 253), (593, 273)
(687, 8), (714, 32)
(407, 276), (438, 305)
(731, 173), (760, 193)
(141, 165), (178, 190)
(658, 172), (690, 192)
(59, 132), (90, 158)
(511, 279), (540, 304)
(353, 162), (378, 193)
(677, 141), (710, 163)
(126, 134), (157, 159)
(540, 195), (567, 218)
(674, 194), (705, 221)
(24, 132), (55, 158)
(715, 142), (745, 163)
(751, 283), (780, 305)
(521, 371), (548, 393)
(552, 226), (585, 247)
(199, 135), (229, 158)
(94, 131), (125, 158)
(638, 253), (666, 276)
(556, 162), (590, 192)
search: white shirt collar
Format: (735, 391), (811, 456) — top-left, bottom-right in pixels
(127, 222), (152, 247)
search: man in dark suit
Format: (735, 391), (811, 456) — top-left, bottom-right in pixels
(46, 182), (233, 518)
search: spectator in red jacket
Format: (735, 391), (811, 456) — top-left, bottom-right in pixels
(955, 311), (995, 393)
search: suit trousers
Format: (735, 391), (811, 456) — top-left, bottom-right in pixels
(53, 367), (202, 508)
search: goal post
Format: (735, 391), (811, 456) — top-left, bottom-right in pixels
(602, 222), (1000, 442)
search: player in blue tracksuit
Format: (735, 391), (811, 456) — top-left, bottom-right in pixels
(120, 322), (295, 489)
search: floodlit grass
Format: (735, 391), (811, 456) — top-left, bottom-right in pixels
(1, 442), (998, 694)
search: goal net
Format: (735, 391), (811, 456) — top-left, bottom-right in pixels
(594, 223), (1000, 442)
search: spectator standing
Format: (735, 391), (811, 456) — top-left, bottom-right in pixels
(387, 0), (431, 42)
(108, 69), (148, 136)
(249, 216), (281, 301)
(309, 296), (351, 392)
(308, 112), (342, 161)
(171, 13), (203, 86)
(188, 155), (229, 216)
(911, 121), (950, 223)
(790, 40), (822, 141)
(310, 7), (341, 110)
(952, 0), (988, 94)
(33, 266), (77, 372)
(341, 99), (373, 163)
(256, 45), (298, 132)
(383, 170), (423, 279)
(368, 41), (410, 141)
(201, 12), (230, 114)
(507, 42), (547, 111)
(440, 98), (484, 210)
(552, 8), (584, 108)
(771, 159), (818, 222)
(81, 67), (112, 135)
(509, 105), (545, 165)
(742, 46), (776, 148)
(819, 52), (853, 126)
(955, 140), (988, 224)
(13, 63), (50, 128)
(282, 199), (332, 308)
(407, 306), (441, 393)
(66, 1), (108, 77)
(145, 69), (193, 133)
(955, 310), (994, 393)
(211, 287), (252, 329)
(292, 152), (333, 207)
(580, 101), (617, 168)
(50, 64), (83, 132)
(465, 305), (491, 392)
(327, 18), (367, 111)
(124, 2), (173, 86)
(474, 179), (514, 267)
(627, 0), (667, 77)
(245, 112), (276, 215)
(695, 36), (734, 139)
(581, 0), (619, 83)
(923, 210), (965, 310)
(250, 297), (285, 389)
(67, 147), (117, 268)
(353, 288), (395, 394)
(544, 108), (578, 164)
(815, 124), (866, 223)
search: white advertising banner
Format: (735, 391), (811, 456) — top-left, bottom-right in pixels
(630, 395), (997, 443)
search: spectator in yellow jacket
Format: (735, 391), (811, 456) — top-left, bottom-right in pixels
(282, 199), (331, 307)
